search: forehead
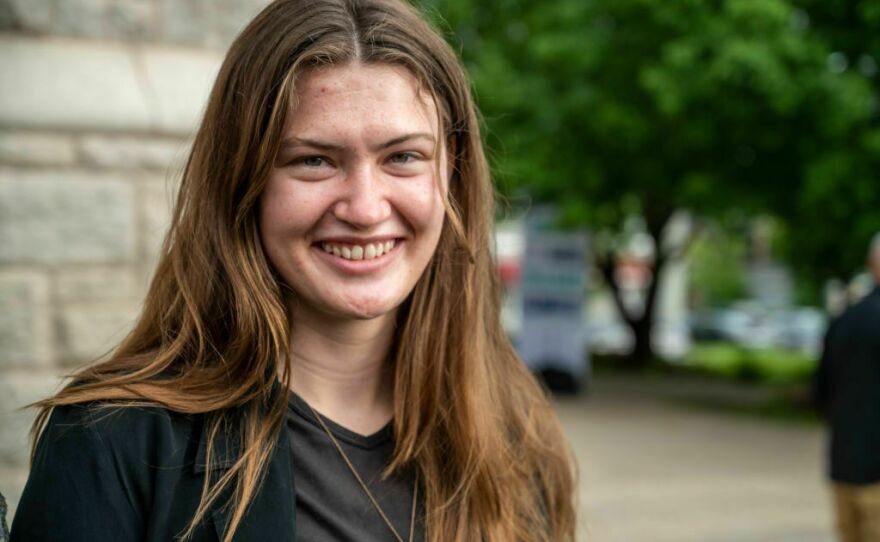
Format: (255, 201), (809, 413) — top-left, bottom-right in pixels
(285, 63), (439, 137)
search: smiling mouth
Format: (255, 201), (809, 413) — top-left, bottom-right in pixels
(317, 239), (398, 261)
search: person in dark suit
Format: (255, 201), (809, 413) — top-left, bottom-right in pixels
(814, 233), (880, 542)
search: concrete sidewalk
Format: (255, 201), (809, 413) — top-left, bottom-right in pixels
(556, 375), (834, 542)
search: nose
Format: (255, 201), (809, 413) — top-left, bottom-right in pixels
(332, 163), (392, 228)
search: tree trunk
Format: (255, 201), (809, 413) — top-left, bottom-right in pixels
(597, 206), (691, 369)
(599, 250), (665, 369)
(629, 314), (654, 366)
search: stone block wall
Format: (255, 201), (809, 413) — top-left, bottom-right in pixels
(0, 0), (269, 516)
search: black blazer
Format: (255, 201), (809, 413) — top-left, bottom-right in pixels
(11, 402), (296, 541)
(813, 286), (880, 485)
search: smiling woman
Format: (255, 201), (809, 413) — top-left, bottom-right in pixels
(10, 1), (576, 541)
(261, 64), (448, 323)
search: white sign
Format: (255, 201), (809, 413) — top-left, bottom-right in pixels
(518, 209), (590, 381)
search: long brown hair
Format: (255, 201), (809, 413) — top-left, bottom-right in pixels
(32, 0), (576, 540)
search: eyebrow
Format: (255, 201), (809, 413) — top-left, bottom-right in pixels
(279, 132), (436, 153)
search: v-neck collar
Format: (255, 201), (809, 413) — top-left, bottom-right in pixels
(287, 392), (394, 450)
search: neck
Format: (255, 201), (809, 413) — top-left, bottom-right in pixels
(285, 303), (397, 435)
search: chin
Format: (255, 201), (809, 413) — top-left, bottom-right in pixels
(333, 294), (402, 321)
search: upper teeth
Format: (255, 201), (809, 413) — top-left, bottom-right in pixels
(321, 240), (395, 261)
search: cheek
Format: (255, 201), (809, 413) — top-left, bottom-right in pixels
(396, 180), (446, 230)
(259, 180), (326, 240)
(257, 203), (287, 277)
(258, 177), (287, 235)
(258, 197), (292, 248)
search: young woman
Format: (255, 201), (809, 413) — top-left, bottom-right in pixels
(11, 1), (576, 540)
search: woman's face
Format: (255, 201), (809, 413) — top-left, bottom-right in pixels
(259, 63), (448, 322)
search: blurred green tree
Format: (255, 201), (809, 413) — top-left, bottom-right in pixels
(425, 0), (873, 365)
(779, 1), (880, 284)
(688, 224), (748, 308)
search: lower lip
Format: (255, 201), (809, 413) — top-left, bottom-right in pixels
(313, 241), (402, 275)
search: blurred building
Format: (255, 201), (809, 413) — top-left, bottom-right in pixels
(0, 0), (270, 514)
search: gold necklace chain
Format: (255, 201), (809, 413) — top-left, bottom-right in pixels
(304, 401), (418, 542)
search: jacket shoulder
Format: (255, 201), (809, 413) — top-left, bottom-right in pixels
(43, 402), (199, 473)
(839, 291), (880, 333)
(70, 401), (194, 446)
(11, 403), (201, 542)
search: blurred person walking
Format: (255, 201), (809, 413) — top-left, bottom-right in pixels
(814, 233), (880, 542)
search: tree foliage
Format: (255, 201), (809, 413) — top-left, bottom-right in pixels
(689, 225), (748, 307)
(423, 0), (879, 360)
(429, 0), (866, 220)
(779, 0), (880, 282)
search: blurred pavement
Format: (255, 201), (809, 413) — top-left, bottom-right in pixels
(556, 375), (833, 542)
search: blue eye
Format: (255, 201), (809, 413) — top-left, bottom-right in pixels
(300, 156), (327, 167)
(388, 152), (417, 164)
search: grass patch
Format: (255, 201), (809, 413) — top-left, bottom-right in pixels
(684, 342), (817, 384)
(590, 346), (822, 423)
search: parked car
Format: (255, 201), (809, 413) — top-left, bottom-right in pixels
(690, 302), (826, 356)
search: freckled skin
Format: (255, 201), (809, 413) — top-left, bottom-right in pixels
(259, 64), (449, 324)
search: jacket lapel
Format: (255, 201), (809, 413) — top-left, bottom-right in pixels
(193, 414), (296, 541)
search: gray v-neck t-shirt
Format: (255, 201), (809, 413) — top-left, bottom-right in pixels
(286, 393), (424, 541)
